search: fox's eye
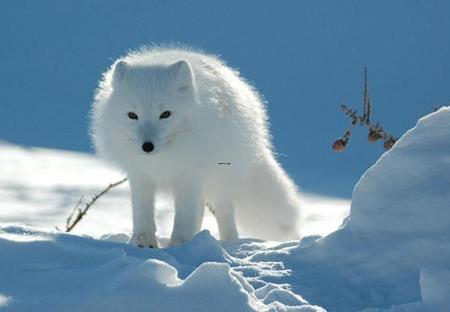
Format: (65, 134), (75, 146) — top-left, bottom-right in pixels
(160, 111), (171, 119)
(128, 112), (138, 120)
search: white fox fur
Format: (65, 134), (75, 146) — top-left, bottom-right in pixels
(91, 47), (302, 247)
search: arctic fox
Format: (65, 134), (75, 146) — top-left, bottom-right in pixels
(91, 47), (302, 247)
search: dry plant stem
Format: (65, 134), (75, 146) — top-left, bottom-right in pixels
(64, 177), (128, 232)
(363, 66), (371, 125)
(333, 67), (397, 151)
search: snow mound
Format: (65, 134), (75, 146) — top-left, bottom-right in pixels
(0, 224), (324, 312)
(283, 107), (450, 311)
(351, 107), (450, 234)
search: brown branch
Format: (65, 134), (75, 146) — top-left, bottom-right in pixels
(63, 177), (128, 232)
(363, 67), (371, 125)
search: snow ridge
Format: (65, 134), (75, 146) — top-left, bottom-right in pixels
(0, 224), (324, 311)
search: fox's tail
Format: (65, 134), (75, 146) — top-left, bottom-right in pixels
(234, 155), (302, 241)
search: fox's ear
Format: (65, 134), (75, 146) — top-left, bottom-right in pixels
(169, 60), (194, 90)
(113, 60), (128, 84)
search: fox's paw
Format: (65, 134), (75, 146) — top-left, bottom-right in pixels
(129, 232), (158, 248)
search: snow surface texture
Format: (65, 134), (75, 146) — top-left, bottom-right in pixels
(1, 108), (450, 311)
(0, 225), (325, 311)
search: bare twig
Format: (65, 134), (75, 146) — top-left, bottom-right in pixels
(332, 67), (397, 152)
(63, 177), (128, 232)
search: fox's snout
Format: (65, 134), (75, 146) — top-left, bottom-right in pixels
(142, 141), (155, 153)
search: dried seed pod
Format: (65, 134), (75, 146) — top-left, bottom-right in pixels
(332, 139), (347, 152)
(368, 128), (383, 143)
(383, 138), (396, 150)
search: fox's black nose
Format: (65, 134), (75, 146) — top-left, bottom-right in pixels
(142, 142), (154, 153)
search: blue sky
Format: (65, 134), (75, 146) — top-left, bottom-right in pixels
(1, 0), (449, 197)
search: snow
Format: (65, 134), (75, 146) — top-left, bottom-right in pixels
(0, 224), (324, 311)
(2, 107), (450, 311)
(351, 107), (450, 234)
(281, 107), (450, 311)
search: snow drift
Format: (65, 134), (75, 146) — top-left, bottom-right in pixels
(351, 107), (450, 234)
(0, 225), (324, 311)
(286, 107), (450, 311)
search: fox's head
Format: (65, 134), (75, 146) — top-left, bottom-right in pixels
(93, 59), (199, 164)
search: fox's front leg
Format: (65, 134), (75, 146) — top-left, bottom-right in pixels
(128, 176), (158, 248)
(214, 199), (239, 241)
(170, 183), (204, 246)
